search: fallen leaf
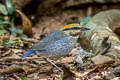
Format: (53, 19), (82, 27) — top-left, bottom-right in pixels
(2, 49), (12, 57)
(13, 74), (21, 80)
(91, 55), (113, 64)
(16, 9), (33, 37)
(62, 64), (76, 80)
(10, 53), (21, 58)
(12, 49), (22, 54)
(111, 77), (120, 80)
(22, 38), (38, 43)
(0, 65), (24, 74)
(60, 57), (75, 63)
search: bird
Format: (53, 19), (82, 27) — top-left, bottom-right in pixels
(21, 23), (90, 71)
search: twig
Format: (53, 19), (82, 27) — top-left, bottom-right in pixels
(22, 38), (38, 43)
(0, 57), (42, 62)
(84, 60), (115, 78)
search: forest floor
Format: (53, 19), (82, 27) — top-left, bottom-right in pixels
(0, 0), (120, 80)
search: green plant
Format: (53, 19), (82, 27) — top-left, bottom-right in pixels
(0, 0), (13, 35)
(80, 16), (91, 26)
(9, 27), (27, 38)
(21, 77), (28, 80)
(1, 38), (11, 47)
(12, 39), (24, 48)
(0, 0), (27, 37)
(5, 0), (14, 22)
(0, 0), (14, 25)
(56, 77), (62, 80)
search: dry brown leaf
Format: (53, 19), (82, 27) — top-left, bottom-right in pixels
(0, 57), (42, 62)
(91, 55), (113, 64)
(111, 77), (120, 80)
(62, 64), (76, 80)
(22, 38), (38, 43)
(60, 57), (75, 63)
(12, 49), (22, 54)
(13, 74), (21, 80)
(25, 68), (38, 74)
(16, 9), (33, 37)
(83, 60), (115, 79)
(0, 34), (9, 39)
(0, 65), (24, 74)
(0, 45), (4, 48)
(2, 49), (12, 57)
(10, 53), (21, 58)
(22, 65), (34, 74)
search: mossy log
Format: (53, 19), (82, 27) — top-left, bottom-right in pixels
(80, 9), (120, 59)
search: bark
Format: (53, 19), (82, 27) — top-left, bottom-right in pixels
(80, 9), (120, 59)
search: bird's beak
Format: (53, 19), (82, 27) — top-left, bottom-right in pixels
(81, 27), (90, 30)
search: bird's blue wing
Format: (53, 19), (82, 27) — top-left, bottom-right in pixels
(21, 30), (68, 59)
(31, 30), (68, 50)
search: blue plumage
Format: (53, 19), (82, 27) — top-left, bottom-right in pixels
(21, 50), (35, 59)
(21, 28), (82, 59)
(21, 30), (69, 59)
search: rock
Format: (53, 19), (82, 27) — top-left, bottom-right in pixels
(91, 55), (113, 64)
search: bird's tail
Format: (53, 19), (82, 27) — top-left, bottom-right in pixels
(21, 50), (35, 59)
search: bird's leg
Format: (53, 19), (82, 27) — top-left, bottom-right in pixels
(44, 57), (63, 72)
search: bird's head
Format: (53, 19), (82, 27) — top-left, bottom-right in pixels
(62, 24), (90, 37)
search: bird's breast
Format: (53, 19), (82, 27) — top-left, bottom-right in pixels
(36, 37), (77, 60)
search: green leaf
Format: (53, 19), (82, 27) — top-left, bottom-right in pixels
(13, 39), (20, 44)
(11, 32), (17, 37)
(5, 0), (14, 22)
(0, 21), (10, 25)
(9, 27), (23, 37)
(96, 0), (105, 3)
(0, 3), (8, 15)
(0, 15), (4, 21)
(9, 27), (17, 37)
(56, 77), (62, 80)
(0, 25), (4, 29)
(2, 38), (11, 47)
(88, 50), (95, 57)
(0, 29), (6, 35)
(9, 27), (16, 32)
(22, 34), (28, 38)
(12, 39), (21, 47)
(80, 16), (91, 25)
(16, 29), (22, 34)
(21, 77), (28, 80)
(5, 42), (11, 47)
(86, 60), (93, 65)
(5, 0), (14, 15)
(115, 69), (120, 73)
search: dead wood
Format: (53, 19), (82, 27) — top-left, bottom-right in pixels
(80, 9), (120, 59)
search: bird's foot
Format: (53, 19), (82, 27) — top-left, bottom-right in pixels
(44, 57), (63, 72)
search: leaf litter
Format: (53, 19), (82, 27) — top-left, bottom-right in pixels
(0, 21), (120, 80)
(0, 3), (119, 79)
